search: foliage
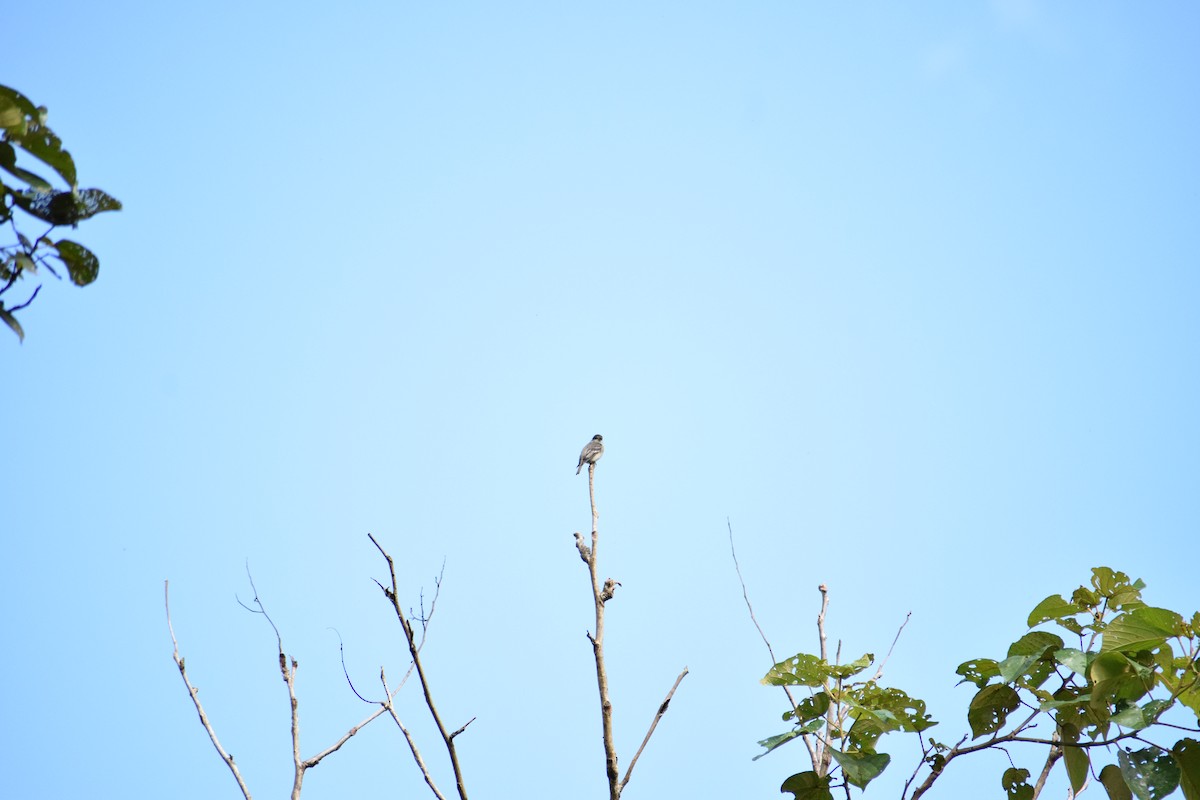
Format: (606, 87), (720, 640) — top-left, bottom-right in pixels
(757, 568), (1200, 799)
(0, 84), (120, 342)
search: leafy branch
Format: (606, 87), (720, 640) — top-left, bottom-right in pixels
(750, 566), (1200, 800)
(0, 84), (120, 341)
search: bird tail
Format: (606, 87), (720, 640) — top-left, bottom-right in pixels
(576, 464), (582, 475)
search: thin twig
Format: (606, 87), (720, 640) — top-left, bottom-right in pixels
(236, 566), (306, 800)
(727, 520), (814, 766)
(8, 283), (41, 312)
(370, 533), (470, 800)
(619, 667), (689, 792)
(817, 585), (832, 776)
(871, 611), (911, 682)
(164, 581), (254, 800)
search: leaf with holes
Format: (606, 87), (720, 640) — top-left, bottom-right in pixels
(1174, 738), (1200, 800)
(1118, 747), (1181, 800)
(763, 653), (834, 687)
(1008, 630), (1064, 658)
(1055, 648), (1089, 677)
(1103, 608), (1184, 654)
(1002, 767), (1034, 800)
(968, 685), (1020, 739)
(956, 658), (1000, 688)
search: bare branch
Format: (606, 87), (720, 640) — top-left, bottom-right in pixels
(450, 717), (477, 740)
(1030, 732), (1061, 799)
(579, 460), (620, 799)
(727, 520), (810, 765)
(817, 584), (830, 662)
(302, 705), (388, 769)
(382, 668), (448, 800)
(816, 585), (832, 775)
(871, 611), (911, 682)
(370, 533), (470, 800)
(619, 667), (689, 792)
(165, 581), (254, 800)
(7, 283), (41, 312)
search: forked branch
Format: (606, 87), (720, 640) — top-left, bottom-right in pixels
(369, 533), (471, 800)
(576, 460), (686, 799)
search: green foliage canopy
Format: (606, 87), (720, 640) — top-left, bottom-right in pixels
(757, 567), (1200, 799)
(0, 84), (120, 342)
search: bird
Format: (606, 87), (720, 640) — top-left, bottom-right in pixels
(576, 434), (604, 474)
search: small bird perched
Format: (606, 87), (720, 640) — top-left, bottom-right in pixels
(576, 434), (604, 474)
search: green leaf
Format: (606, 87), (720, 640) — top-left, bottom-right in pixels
(1103, 608), (1184, 653)
(1064, 743), (1090, 796)
(1179, 685), (1200, 723)
(0, 305), (24, 342)
(999, 654), (1042, 684)
(1093, 567), (1127, 596)
(74, 187), (122, 218)
(846, 684), (937, 734)
(1112, 704), (1150, 730)
(1143, 699), (1172, 724)
(1029, 594), (1082, 627)
(1055, 648), (1089, 676)
(1090, 652), (1154, 709)
(54, 240), (99, 286)
(11, 187), (121, 226)
(0, 141), (53, 190)
(1074, 586), (1101, 609)
(1175, 738), (1200, 800)
(1002, 767), (1034, 800)
(1119, 746), (1181, 800)
(968, 685), (1020, 739)
(1101, 763), (1135, 800)
(0, 84), (38, 124)
(755, 718), (824, 760)
(1092, 651), (1136, 682)
(13, 121), (75, 187)
(829, 749), (890, 789)
(829, 653), (874, 680)
(780, 771), (834, 800)
(0, 94), (24, 130)
(755, 729), (804, 760)
(764, 653), (834, 687)
(1008, 631), (1065, 658)
(956, 658), (1000, 688)
(794, 692), (831, 722)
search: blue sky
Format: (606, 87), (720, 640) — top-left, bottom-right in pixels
(3, 2), (1198, 798)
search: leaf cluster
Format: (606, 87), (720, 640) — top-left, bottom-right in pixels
(757, 568), (1200, 799)
(954, 567), (1200, 800)
(0, 84), (120, 341)
(758, 649), (936, 797)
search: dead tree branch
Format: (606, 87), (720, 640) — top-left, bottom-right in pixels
(382, 667), (448, 800)
(369, 533), (470, 800)
(728, 520), (813, 766)
(619, 667), (689, 792)
(165, 580), (254, 800)
(576, 457), (686, 798)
